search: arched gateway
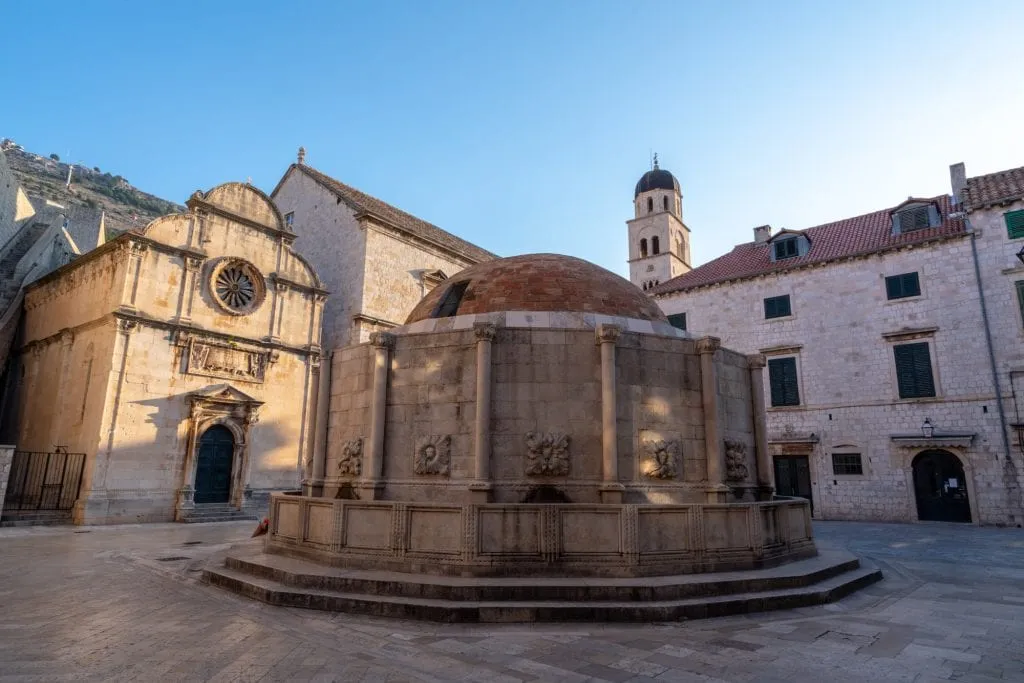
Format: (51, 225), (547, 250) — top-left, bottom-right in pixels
(912, 449), (971, 523)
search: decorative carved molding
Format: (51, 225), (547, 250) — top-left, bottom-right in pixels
(337, 439), (363, 476)
(696, 336), (722, 355)
(596, 323), (621, 345)
(413, 434), (451, 476)
(525, 432), (570, 476)
(370, 331), (396, 349)
(473, 322), (497, 342)
(117, 318), (138, 334)
(746, 353), (767, 369)
(641, 439), (680, 479)
(186, 339), (270, 383)
(724, 440), (750, 483)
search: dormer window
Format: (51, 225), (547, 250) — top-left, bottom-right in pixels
(891, 200), (940, 234)
(767, 232), (809, 262)
(773, 238), (798, 260)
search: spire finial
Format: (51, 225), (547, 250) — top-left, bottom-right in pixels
(653, 152), (659, 170)
(297, 146), (306, 165)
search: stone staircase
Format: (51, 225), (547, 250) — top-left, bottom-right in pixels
(204, 549), (882, 623)
(179, 503), (260, 524)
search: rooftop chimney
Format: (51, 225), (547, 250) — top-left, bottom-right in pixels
(949, 162), (966, 205)
(753, 225), (772, 243)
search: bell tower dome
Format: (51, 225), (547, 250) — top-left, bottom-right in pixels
(627, 155), (691, 292)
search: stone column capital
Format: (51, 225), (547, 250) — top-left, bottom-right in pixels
(596, 323), (622, 345)
(370, 332), (395, 350)
(696, 336), (722, 355)
(473, 322), (497, 342)
(747, 353), (767, 369)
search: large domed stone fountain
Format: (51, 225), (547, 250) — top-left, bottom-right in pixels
(206, 254), (880, 620)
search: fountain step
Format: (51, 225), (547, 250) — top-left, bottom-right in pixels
(203, 550), (881, 622)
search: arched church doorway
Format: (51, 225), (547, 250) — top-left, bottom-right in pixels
(912, 449), (971, 523)
(195, 425), (235, 504)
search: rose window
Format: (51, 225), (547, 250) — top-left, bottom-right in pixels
(210, 259), (265, 315)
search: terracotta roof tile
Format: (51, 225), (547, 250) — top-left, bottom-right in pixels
(964, 166), (1024, 208)
(286, 164), (496, 263)
(652, 195), (965, 294)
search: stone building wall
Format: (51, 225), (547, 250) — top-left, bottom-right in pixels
(359, 227), (478, 343)
(657, 233), (1017, 524)
(10, 182), (324, 524)
(324, 323), (757, 505)
(0, 150), (35, 251)
(270, 170), (367, 350)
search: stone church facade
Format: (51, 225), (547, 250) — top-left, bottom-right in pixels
(641, 162), (1024, 526)
(2, 182), (325, 524)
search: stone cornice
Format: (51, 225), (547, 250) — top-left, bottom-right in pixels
(352, 312), (399, 329)
(355, 213), (479, 268)
(187, 196), (296, 244)
(759, 343), (803, 356)
(890, 432), (975, 449)
(881, 326), (939, 341)
(269, 273), (328, 298)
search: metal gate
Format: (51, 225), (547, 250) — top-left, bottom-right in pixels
(3, 451), (86, 513)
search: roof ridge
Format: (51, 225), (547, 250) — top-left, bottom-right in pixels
(289, 164), (497, 263)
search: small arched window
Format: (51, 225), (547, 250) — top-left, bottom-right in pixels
(652, 236), (660, 254)
(640, 238), (648, 257)
(647, 197), (653, 213)
(663, 196), (669, 211)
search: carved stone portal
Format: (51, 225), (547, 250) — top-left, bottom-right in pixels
(642, 439), (680, 479)
(338, 439), (363, 476)
(414, 434), (451, 476)
(525, 432), (570, 476)
(724, 440), (750, 483)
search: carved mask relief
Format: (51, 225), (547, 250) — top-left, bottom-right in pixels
(337, 438), (363, 476)
(414, 434), (451, 476)
(525, 432), (570, 476)
(642, 439), (680, 479)
(724, 440), (750, 483)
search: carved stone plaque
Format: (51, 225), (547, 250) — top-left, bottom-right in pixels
(413, 434), (451, 476)
(338, 439), (363, 476)
(642, 439), (680, 479)
(525, 432), (570, 476)
(186, 340), (269, 383)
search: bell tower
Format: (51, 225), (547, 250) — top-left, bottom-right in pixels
(627, 155), (691, 291)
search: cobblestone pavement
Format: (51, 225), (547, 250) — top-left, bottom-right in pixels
(1, 520), (1023, 682)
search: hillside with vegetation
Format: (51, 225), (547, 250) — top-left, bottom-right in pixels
(2, 138), (183, 236)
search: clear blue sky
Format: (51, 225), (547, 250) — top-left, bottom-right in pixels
(4, 1), (1023, 276)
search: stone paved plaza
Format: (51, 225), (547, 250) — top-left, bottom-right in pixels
(1, 521), (1022, 682)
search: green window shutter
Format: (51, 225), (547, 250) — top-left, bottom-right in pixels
(894, 342), (935, 399)
(764, 295), (792, 319)
(885, 272), (920, 300)
(667, 313), (686, 331)
(767, 357), (800, 407)
(1016, 281), (1024, 327)
(1006, 211), (1024, 240)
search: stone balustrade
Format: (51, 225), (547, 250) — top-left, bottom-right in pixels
(265, 493), (814, 578)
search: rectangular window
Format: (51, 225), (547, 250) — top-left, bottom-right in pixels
(773, 238), (798, 260)
(898, 206), (931, 232)
(1016, 281), (1024, 327)
(893, 342), (936, 399)
(284, 211), (295, 227)
(767, 357), (800, 407)
(667, 313), (686, 331)
(764, 294), (792, 319)
(1006, 210), (1024, 240)
(885, 272), (921, 300)
(831, 453), (864, 476)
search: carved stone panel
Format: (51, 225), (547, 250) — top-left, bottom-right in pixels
(338, 439), (363, 477)
(724, 440), (750, 483)
(642, 439), (680, 479)
(187, 340), (270, 383)
(525, 432), (570, 476)
(413, 434), (451, 476)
